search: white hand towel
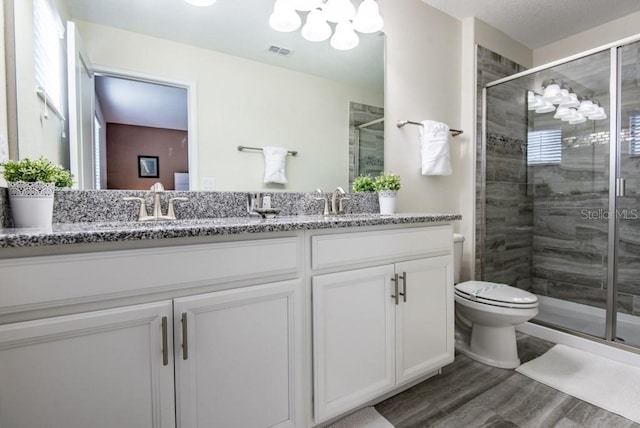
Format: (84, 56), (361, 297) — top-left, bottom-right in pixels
(263, 146), (289, 184)
(420, 120), (452, 176)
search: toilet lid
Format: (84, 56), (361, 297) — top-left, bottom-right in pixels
(455, 281), (538, 308)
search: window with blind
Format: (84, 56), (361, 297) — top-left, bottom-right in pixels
(33, 0), (65, 114)
(630, 114), (640, 156)
(527, 129), (562, 165)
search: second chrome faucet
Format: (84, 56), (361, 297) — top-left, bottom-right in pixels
(315, 187), (350, 216)
(124, 182), (188, 221)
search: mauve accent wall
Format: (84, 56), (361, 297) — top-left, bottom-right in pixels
(106, 124), (188, 190)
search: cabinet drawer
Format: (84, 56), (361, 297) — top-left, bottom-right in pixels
(0, 237), (301, 313)
(311, 225), (452, 270)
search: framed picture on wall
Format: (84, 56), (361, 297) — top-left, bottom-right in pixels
(138, 156), (159, 178)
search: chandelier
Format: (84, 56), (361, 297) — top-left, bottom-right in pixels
(528, 82), (607, 124)
(269, 0), (384, 51)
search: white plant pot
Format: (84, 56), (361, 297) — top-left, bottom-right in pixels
(378, 190), (397, 215)
(8, 181), (55, 228)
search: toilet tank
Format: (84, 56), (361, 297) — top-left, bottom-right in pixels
(453, 234), (465, 284)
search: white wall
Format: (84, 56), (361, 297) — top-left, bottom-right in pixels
(0, 0), (9, 169)
(534, 10), (640, 65)
(9, 0), (69, 166)
(380, 0), (461, 214)
(76, 21), (382, 192)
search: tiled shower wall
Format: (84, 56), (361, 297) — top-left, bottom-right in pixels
(475, 46), (532, 289)
(349, 102), (384, 187)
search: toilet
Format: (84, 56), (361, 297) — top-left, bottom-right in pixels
(453, 234), (538, 369)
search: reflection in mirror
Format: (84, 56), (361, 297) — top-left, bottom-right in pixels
(7, 0), (384, 192)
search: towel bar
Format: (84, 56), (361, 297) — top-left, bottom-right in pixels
(237, 145), (298, 156)
(396, 120), (463, 137)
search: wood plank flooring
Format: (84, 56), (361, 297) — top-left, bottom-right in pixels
(375, 334), (640, 428)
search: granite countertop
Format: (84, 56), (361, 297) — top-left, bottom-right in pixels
(0, 213), (462, 248)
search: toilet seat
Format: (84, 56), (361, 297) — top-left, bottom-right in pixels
(455, 280), (538, 309)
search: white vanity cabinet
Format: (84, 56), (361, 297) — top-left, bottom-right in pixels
(310, 226), (454, 423)
(0, 235), (304, 428)
(174, 279), (303, 428)
(0, 301), (176, 428)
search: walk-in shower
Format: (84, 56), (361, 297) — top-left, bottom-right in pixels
(481, 37), (640, 350)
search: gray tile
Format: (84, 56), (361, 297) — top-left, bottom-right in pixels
(467, 372), (580, 428)
(563, 400), (640, 428)
(377, 335), (639, 428)
(374, 389), (445, 428)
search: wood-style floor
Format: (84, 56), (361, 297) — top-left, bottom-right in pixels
(375, 334), (640, 428)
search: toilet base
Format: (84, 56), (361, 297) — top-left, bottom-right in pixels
(454, 324), (521, 369)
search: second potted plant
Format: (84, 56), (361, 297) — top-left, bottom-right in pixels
(373, 172), (401, 215)
(1, 156), (73, 227)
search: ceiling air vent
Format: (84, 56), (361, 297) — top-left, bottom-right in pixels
(267, 45), (293, 57)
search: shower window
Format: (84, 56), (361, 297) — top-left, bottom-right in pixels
(628, 114), (640, 156)
(527, 129), (562, 165)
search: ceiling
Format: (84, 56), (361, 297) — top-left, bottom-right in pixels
(421, 0), (640, 49)
(94, 76), (188, 131)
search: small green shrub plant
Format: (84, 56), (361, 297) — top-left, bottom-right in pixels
(1, 156), (73, 188)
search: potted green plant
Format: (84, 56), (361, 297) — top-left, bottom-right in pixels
(1, 156), (73, 227)
(352, 175), (376, 193)
(373, 172), (401, 215)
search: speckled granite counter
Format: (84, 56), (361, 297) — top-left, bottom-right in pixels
(0, 213), (462, 248)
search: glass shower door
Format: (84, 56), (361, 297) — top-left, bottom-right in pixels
(615, 41), (640, 347)
(483, 49), (612, 340)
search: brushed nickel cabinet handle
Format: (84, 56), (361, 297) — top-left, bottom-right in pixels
(161, 316), (168, 366)
(181, 312), (189, 360)
(391, 273), (399, 305)
(399, 272), (407, 302)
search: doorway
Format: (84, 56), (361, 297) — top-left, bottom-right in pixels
(94, 74), (191, 190)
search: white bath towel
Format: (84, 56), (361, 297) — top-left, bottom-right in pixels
(263, 146), (289, 184)
(420, 120), (452, 176)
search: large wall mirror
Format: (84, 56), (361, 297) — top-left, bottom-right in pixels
(6, 0), (384, 192)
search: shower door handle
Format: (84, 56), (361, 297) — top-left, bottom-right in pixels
(616, 178), (626, 197)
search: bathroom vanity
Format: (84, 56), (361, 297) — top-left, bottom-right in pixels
(0, 214), (458, 427)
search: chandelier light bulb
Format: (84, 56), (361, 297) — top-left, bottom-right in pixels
(558, 92), (580, 109)
(541, 84), (563, 104)
(353, 0), (384, 33)
(553, 106), (572, 120)
(294, 0), (322, 11)
(535, 100), (555, 114)
(577, 100), (598, 116)
(301, 9), (332, 41)
(184, 0), (216, 5)
(331, 20), (360, 50)
(323, 0), (356, 24)
(561, 108), (578, 122)
(568, 113), (587, 125)
(588, 106), (608, 120)
(527, 92), (545, 111)
(269, 0), (302, 32)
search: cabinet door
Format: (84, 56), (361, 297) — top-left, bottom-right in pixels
(174, 280), (302, 428)
(313, 265), (396, 422)
(0, 301), (175, 428)
(395, 256), (454, 385)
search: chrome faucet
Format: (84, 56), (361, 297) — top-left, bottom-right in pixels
(314, 188), (331, 216)
(331, 186), (350, 215)
(124, 182), (188, 221)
